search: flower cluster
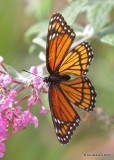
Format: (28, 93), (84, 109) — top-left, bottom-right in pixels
(0, 56), (49, 158)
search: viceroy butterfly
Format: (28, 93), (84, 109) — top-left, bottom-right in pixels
(44, 13), (96, 144)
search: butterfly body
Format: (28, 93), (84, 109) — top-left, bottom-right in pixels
(45, 13), (96, 144)
(44, 74), (70, 84)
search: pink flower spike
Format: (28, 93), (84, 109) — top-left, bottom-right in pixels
(40, 106), (49, 115)
(0, 143), (5, 158)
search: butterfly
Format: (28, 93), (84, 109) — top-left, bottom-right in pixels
(44, 13), (97, 144)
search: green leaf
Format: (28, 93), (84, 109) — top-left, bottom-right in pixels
(28, 44), (38, 54)
(62, 0), (89, 25)
(95, 23), (114, 46)
(87, 3), (113, 31)
(33, 37), (46, 49)
(25, 21), (48, 42)
(5, 64), (21, 78)
(35, 0), (53, 20)
(100, 34), (114, 47)
(26, 0), (53, 20)
(72, 23), (84, 32)
(96, 23), (114, 39)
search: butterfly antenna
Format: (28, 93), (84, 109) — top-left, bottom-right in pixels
(23, 69), (44, 79)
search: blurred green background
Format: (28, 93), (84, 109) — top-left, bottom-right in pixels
(0, 0), (114, 160)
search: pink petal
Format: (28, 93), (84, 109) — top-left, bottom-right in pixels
(40, 106), (49, 115)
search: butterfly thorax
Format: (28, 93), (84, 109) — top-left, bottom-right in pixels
(44, 74), (70, 84)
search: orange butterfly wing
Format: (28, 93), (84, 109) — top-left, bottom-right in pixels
(60, 77), (96, 111)
(46, 13), (75, 74)
(49, 84), (80, 144)
(59, 41), (93, 76)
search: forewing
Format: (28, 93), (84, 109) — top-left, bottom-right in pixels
(46, 13), (75, 74)
(59, 41), (93, 76)
(49, 84), (80, 144)
(60, 77), (96, 112)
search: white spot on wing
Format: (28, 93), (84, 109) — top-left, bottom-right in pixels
(49, 24), (51, 30)
(52, 33), (55, 39)
(58, 136), (60, 140)
(62, 22), (64, 26)
(68, 29), (70, 32)
(57, 119), (61, 124)
(55, 128), (58, 133)
(64, 26), (67, 30)
(51, 18), (53, 22)
(54, 118), (57, 122)
(49, 35), (52, 40)
(71, 33), (74, 36)
(70, 126), (72, 130)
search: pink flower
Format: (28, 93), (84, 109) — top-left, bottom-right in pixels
(29, 66), (44, 90)
(30, 66), (43, 76)
(30, 66), (38, 75)
(32, 76), (43, 89)
(5, 109), (13, 119)
(8, 90), (17, 100)
(1, 98), (13, 110)
(0, 115), (9, 137)
(0, 143), (5, 158)
(28, 96), (36, 107)
(2, 75), (12, 86)
(0, 115), (10, 159)
(40, 106), (49, 115)
(13, 111), (38, 133)
(14, 106), (22, 114)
